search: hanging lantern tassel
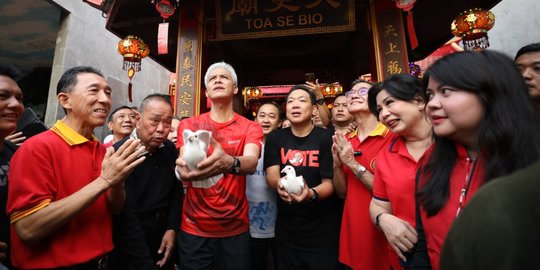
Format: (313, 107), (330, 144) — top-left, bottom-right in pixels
(395, 1), (418, 49)
(407, 11), (418, 49)
(127, 67), (135, 102)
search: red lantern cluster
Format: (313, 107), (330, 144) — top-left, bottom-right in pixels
(451, 8), (495, 51)
(117, 35), (150, 101)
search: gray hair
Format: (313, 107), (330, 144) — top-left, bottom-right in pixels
(139, 94), (172, 115)
(204, 61), (238, 88)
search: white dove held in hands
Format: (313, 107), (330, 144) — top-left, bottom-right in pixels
(280, 165), (304, 195)
(183, 129), (212, 171)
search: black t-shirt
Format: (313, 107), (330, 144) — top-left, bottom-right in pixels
(0, 140), (18, 268)
(264, 127), (341, 250)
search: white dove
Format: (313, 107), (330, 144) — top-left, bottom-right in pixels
(280, 165), (304, 195)
(182, 129), (212, 171)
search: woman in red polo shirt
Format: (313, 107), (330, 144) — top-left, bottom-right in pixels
(414, 50), (540, 270)
(367, 74), (433, 270)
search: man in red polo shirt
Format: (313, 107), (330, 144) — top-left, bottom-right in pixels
(6, 66), (146, 269)
(175, 61), (263, 270)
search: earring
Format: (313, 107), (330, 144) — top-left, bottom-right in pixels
(418, 105), (424, 110)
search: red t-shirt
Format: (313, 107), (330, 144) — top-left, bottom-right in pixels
(418, 143), (485, 270)
(339, 123), (396, 270)
(7, 121), (112, 269)
(372, 136), (433, 270)
(176, 113), (263, 237)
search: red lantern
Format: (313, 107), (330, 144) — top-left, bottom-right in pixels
(117, 35), (149, 102)
(451, 8), (495, 51)
(154, 0), (176, 20)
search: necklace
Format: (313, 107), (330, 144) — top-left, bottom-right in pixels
(456, 157), (479, 216)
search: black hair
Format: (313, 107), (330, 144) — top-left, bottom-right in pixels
(334, 92), (346, 100)
(0, 65), (22, 82)
(139, 93), (173, 113)
(367, 74), (424, 119)
(514, 42), (540, 60)
(108, 105), (133, 122)
(257, 101), (283, 120)
(286, 84), (317, 105)
(350, 79), (373, 89)
(418, 50), (540, 216)
(56, 66), (104, 95)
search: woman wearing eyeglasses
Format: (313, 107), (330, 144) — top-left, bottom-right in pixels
(332, 79), (396, 270)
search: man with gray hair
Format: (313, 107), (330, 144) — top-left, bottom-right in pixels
(175, 61), (263, 270)
(111, 94), (182, 270)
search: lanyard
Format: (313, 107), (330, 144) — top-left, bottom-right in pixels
(456, 158), (478, 217)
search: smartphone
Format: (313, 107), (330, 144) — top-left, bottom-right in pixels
(16, 108), (48, 138)
(305, 72), (316, 83)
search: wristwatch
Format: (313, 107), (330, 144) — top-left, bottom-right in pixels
(309, 188), (319, 202)
(230, 157), (241, 174)
(316, 98), (325, 105)
(355, 164), (367, 179)
(375, 212), (386, 227)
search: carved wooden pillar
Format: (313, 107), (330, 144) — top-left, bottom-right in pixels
(175, 1), (203, 117)
(370, 0), (409, 81)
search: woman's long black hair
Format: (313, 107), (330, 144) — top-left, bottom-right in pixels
(418, 50), (540, 216)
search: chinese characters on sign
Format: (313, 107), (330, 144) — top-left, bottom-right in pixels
(371, 1), (409, 81)
(216, 0), (355, 40)
(176, 38), (195, 116)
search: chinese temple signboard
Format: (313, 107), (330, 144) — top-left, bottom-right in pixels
(216, 0), (355, 40)
(175, 2), (203, 117)
(371, 0), (409, 81)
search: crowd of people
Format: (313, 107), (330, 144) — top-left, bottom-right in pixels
(0, 43), (539, 270)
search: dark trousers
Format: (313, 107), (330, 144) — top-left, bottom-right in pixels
(250, 237), (276, 270)
(276, 244), (340, 270)
(178, 230), (250, 270)
(110, 210), (177, 270)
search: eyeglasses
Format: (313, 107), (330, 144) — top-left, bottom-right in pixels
(345, 87), (369, 98)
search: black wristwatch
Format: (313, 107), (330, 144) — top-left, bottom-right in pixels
(309, 188), (319, 202)
(316, 98), (325, 105)
(230, 156), (241, 174)
(375, 212), (386, 227)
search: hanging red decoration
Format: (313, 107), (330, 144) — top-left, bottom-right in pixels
(152, 0), (179, 55)
(117, 35), (150, 102)
(154, 0), (176, 19)
(394, 0), (418, 49)
(451, 8), (495, 51)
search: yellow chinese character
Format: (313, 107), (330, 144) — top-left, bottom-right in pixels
(182, 57), (194, 70)
(179, 110), (190, 117)
(387, 61), (402, 74)
(180, 74), (192, 87)
(385, 43), (400, 55)
(227, 0), (258, 16)
(265, 0), (299, 12)
(305, 0), (341, 9)
(179, 91), (192, 105)
(183, 40), (193, 52)
(384, 25), (398, 37)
